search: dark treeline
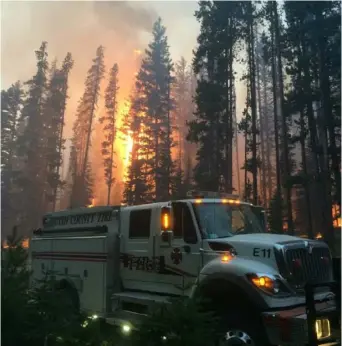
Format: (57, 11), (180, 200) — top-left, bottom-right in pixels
(1, 2), (341, 250)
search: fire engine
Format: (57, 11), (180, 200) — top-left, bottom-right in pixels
(30, 191), (339, 346)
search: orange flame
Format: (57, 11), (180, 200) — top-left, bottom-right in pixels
(2, 237), (29, 249)
(125, 131), (134, 170)
(116, 101), (133, 182)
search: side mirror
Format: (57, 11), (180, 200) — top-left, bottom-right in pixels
(161, 206), (173, 247)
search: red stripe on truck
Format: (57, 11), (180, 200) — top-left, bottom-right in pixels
(32, 251), (107, 262)
(33, 256), (107, 262)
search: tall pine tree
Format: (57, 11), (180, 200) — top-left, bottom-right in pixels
(70, 46), (105, 207)
(1, 82), (24, 236)
(100, 63), (119, 205)
(43, 52), (74, 211)
(189, 2), (243, 194)
(124, 18), (174, 203)
(18, 41), (49, 231)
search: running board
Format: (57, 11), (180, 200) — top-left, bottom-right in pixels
(106, 291), (172, 328)
(113, 291), (171, 305)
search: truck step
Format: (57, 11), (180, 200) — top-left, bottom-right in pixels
(106, 310), (146, 328)
(109, 291), (174, 325)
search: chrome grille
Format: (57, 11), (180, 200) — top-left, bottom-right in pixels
(275, 242), (332, 289)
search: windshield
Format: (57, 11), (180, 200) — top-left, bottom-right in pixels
(193, 203), (264, 239)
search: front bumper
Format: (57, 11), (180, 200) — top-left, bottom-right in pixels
(262, 300), (340, 346)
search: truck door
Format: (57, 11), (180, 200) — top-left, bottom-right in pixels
(155, 201), (201, 296)
(120, 207), (155, 292)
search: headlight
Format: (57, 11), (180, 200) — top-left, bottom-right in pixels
(246, 273), (292, 296)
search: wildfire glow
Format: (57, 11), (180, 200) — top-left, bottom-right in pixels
(115, 101), (134, 183)
(2, 237), (29, 249)
(87, 198), (95, 208)
(125, 131), (134, 170)
(332, 204), (341, 228)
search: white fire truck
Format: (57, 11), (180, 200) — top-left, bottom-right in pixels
(30, 191), (339, 346)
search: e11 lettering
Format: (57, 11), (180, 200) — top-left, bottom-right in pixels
(253, 248), (271, 258)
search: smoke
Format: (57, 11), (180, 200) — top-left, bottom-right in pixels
(1, 1), (157, 128)
(92, 1), (157, 36)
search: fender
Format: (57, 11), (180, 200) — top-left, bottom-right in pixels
(191, 256), (280, 310)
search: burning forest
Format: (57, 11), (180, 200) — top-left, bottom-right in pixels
(1, 10), (198, 237)
(2, 1), (341, 249)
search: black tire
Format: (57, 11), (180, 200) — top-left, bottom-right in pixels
(216, 309), (272, 346)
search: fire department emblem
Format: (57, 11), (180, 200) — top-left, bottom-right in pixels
(171, 248), (182, 265)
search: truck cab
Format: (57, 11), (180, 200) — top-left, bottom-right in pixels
(30, 191), (339, 346)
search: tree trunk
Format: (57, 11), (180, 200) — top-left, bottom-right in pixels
(233, 85), (241, 195)
(299, 108), (314, 239)
(226, 37), (234, 194)
(53, 78), (68, 211)
(167, 70), (171, 198)
(247, 9), (258, 205)
(299, 28), (327, 241)
(270, 20), (282, 232)
(261, 57), (272, 204)
(273, 1), (294, 235)
(256, 39), (267, 205)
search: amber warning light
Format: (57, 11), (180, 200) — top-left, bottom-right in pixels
(161, 206), (172, 231)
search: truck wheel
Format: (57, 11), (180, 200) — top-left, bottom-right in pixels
(217, 310), (271, 346)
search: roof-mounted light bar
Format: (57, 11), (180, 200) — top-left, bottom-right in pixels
(186, 190), (240, 200)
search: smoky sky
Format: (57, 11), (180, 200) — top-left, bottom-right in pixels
(1, 1), (198, 90)
(92, 1), (157, 36)
(1, 1), (158, 88)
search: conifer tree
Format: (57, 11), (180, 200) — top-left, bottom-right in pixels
(43, 53), (74, 211)
(100, 63), (119, 205)
(1, 82), (24, 235)
(123, 90), (152, 205)
(70, 46), (105, 207)
(189, 2), (243, 193)
(18, 41), (49, 230)
(81, 45), (105, 181)
(282, 1), (341, 243)
(126, 18), (174, 203)
(189, 1), (223, 192)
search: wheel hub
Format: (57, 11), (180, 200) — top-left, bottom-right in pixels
(220, 330), (255, 346)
